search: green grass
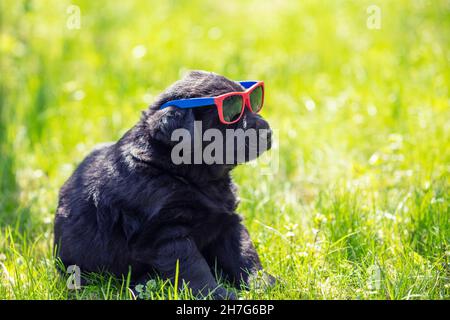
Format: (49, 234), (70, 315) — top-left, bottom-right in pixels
(0, 0), (449, 300)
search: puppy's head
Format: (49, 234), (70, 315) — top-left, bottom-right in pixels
(144, 71), (272, 167)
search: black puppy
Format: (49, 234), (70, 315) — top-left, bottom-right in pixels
(54, 71), (273, 299)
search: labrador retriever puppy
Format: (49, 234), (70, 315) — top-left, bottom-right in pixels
(54, 70), (273, 299)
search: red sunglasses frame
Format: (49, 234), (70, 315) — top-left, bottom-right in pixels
(159, 81), (265, 125)
(214, 81), (265, 124)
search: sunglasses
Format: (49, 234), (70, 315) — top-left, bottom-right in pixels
(159, 81), (264, 124)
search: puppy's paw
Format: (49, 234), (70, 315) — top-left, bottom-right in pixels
(247, 270), (277, 290)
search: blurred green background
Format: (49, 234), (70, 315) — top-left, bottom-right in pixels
(0, 0), (449, 299)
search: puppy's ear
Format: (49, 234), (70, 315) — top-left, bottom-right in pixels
(146, 107), (195, 145)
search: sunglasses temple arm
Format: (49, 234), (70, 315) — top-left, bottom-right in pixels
(238, 81), (258, 89)
(159, 97), (215, 109)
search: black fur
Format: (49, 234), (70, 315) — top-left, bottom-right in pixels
(54, 71), (273, 299)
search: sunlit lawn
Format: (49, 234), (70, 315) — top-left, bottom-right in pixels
(0, 0), (449, 299)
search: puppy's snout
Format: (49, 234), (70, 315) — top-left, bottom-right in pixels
(259, 127), (272, 151)
(260, 127), (272, 142)
(254, 116), (270, 130)
(248, 114), (272, 152)
(245, 112), (270, 129)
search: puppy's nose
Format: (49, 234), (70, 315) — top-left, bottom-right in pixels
(254, 116), (270, 131)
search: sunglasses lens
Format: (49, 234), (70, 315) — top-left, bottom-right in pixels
(222, 95), (243, 123)
(249, 86), (263, 112)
